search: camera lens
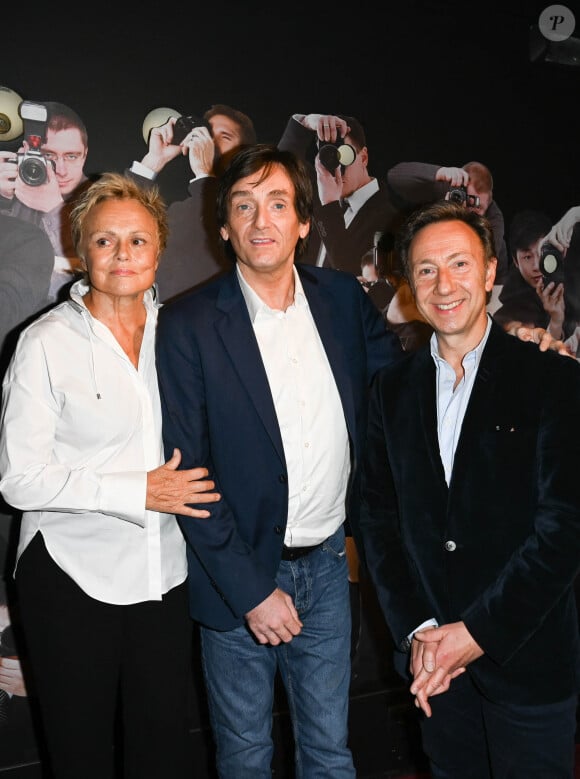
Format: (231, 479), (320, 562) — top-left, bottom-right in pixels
(318, 144), (341, 173)
(542, 251), (559, 274)
(336, 144), (356, 167)
(540, 243), (565, 286)
(19, 155), (48, 187)
(448, 187), (467, 205)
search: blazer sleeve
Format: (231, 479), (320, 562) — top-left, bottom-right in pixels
(358, 366), (435, 649)
(462, 353), (580, 665)
(155, 304), (278, 619)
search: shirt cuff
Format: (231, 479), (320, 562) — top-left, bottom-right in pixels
(400, 618), (439, 652)
(130, 161), (156, 180)
(99, 471), (147, 526)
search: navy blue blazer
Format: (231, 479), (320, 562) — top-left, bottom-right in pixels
(360, 320), (580, 704)
(156, 263), (403, 630)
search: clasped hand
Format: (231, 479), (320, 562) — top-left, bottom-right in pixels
(409, 621), (483, 717)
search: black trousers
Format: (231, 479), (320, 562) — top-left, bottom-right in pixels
(15, 532), (194, 779)
(419, 669), (577, 779)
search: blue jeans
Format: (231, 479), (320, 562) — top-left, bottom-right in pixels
(200, 525), (355, 778)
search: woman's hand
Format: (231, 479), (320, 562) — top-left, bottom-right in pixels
(146, 448), (220, 517)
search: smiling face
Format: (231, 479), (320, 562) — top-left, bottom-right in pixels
(408, 219), (496, 352)
(80, 198), (160, 301)
(219, 163), (310, 282)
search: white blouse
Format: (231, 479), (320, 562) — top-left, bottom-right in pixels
(0, 280), (187, 604)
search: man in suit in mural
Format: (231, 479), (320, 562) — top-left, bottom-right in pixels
(359, 200), (580, 778)
(129, 103), (257, 302)
(278, 111), (404, 278)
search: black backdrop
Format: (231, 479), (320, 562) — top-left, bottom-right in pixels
(1, 0), (579, 773)
(2, 2), (579, 223)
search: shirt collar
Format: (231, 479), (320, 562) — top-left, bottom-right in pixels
(345, 177), (379, 214)
(68, 278), (160, 314)
(430, 314), (492, 368)
(236, 264), (307, 323)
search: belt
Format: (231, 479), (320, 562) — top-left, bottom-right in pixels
(281, 541), (324, 561)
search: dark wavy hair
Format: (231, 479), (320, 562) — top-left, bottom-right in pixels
(216, 144), (313, 262)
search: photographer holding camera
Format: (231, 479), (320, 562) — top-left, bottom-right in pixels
(386, 159), (509, 284)
(128, 103), (256, 302)
(0, 101), (91, 303)
(494, 206), (580, 354)
(278, 112), (403, 278)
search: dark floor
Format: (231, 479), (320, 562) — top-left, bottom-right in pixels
(0, 576), (429, 778)
(1, 577), (579, 778)
(0, 689), (429, 779)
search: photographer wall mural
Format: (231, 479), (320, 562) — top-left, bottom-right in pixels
(1, 4), (580, 768)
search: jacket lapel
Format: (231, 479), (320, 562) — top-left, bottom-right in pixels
(414, 349), (447, 485)
(450, 322), (504, 488)
(298, 267), (357, 441)
(214, 271), (285, 464)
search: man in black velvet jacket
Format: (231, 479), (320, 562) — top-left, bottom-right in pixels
(359, 201), (580, 778)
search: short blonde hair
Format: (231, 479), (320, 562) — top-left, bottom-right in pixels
(70, 172), (168, 259)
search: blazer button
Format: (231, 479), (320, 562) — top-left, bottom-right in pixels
(444, 540), (457, 552)
(278, 474), (287, 483)
(274, 525), (283, 535)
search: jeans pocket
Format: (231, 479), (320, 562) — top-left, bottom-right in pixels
(322, 525), (347, 559)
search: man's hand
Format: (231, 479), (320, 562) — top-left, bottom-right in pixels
(509, 323), (574, 357)
(146, 448), (220, 516)
(435, 167), (468, 187)
(182, 126), (215, 178)
(534, 278), (565, 339)
(0, 657), (27, 697)
(245, 588), (303, 645)
(542, 205), (580, 254)
(300, 114), (350, 143)
(140, 117), (183, 174)
(314, 155), (343, 205)
(409, 622), (482, 717)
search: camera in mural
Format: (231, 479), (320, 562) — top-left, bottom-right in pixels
(445, 185), (480, 209)
(172, 114), (210, 145)
(317, 136), (356, 174)
(16, 101), (54, 187)
(540, 242), (565, 287)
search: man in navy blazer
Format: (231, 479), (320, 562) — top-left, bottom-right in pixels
(156, 144), (403, 777)
(359, 201), (580, 778)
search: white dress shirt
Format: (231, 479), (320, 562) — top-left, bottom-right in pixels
(0, 280), (187, 604)
(237, 266), (350, 546)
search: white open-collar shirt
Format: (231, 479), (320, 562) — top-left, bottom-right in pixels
(237, 265), (350, 547)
